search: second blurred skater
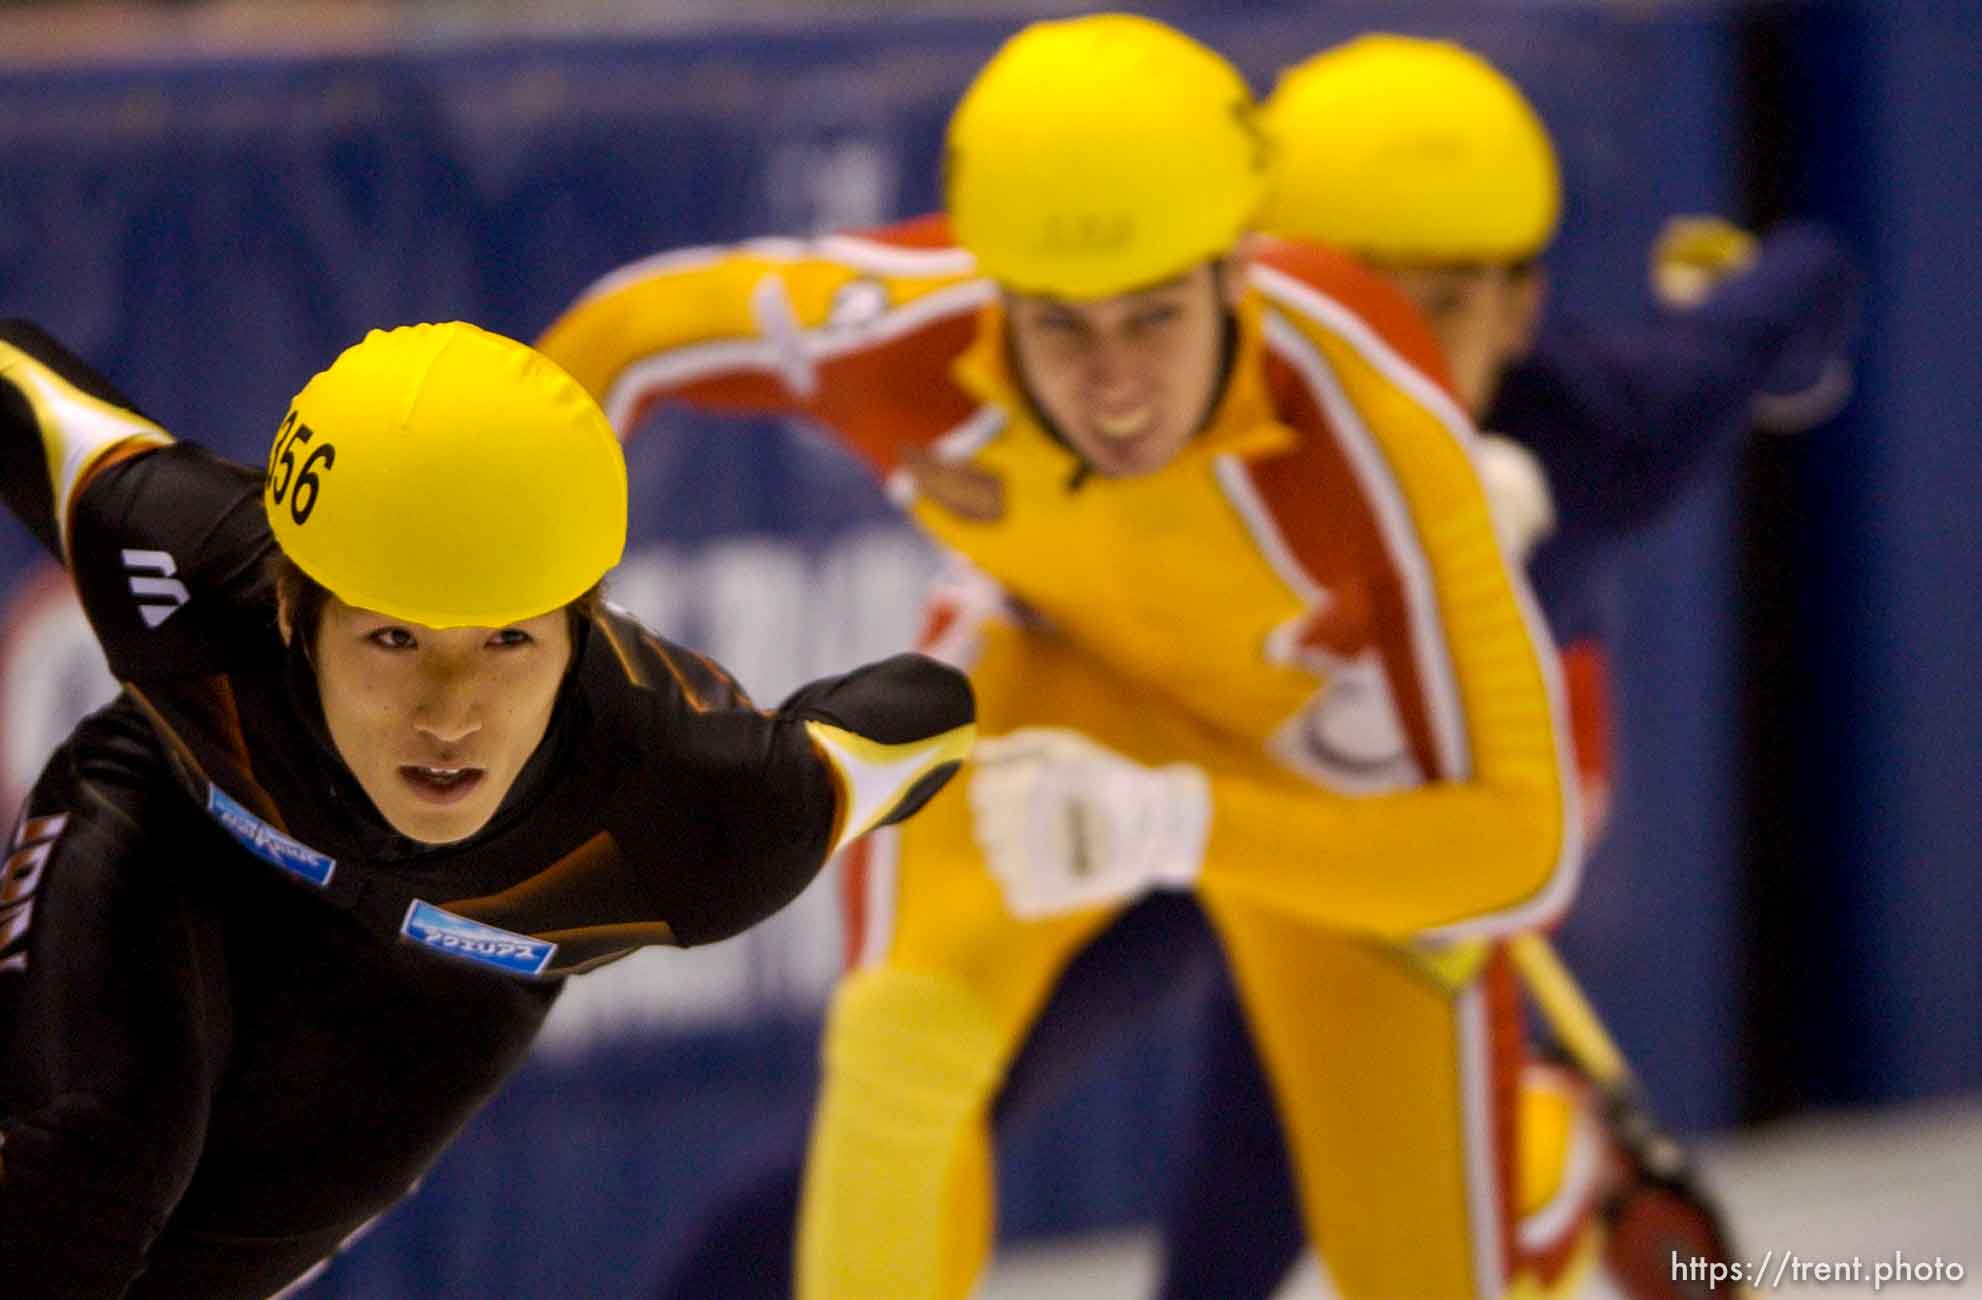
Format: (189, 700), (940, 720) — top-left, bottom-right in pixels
(1154, 34), (1856, 1300)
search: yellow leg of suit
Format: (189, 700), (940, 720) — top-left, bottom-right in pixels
(1201, 888), (1605, 1300)
(800, 603), (1606, 1299)
(798, 616), (1194, 1300)
(1507, 1071), (1607, 1300)
(795, 789), (1118, 1300)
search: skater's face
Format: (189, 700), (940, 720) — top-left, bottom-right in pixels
(1368, 261), (1546, 418)
(299, 595), (574, 844)
(1004, 259), (1241, 477)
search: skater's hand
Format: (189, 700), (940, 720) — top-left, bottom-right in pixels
(1475, 432), (1556, 563)
(901, 449), (1005, 522)
(968, 727), (1209, 919)
(1649, 215), (1758, 308)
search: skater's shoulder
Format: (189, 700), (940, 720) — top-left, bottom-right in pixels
(1246, 236), (1454, 403)
(572, 601), (756, 733)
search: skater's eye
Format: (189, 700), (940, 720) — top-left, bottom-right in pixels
(487, 628), (533, 649)
(367, 627), (417, 651)
(1029, 307), (1087, 338)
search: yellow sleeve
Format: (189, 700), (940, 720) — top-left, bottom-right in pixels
(536, 242), (851, 420)
(1201, 317), (1577, 942)
(537, 234), (982, 442)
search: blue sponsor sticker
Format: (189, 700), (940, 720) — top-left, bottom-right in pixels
(400, 900), (556, 977)
(206, 785), (336, 888)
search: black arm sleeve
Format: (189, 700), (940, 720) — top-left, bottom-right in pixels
(66, 443), (277, 681)
(427, 647), (971, 966)
(0, 354), (61, 556)
(652, 652), (974, 949)
(2, 320), (276, 680)
(0, 718), (233, 1298)
(1, 320), (167, 559)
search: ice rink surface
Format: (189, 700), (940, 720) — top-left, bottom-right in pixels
(981, 1097), (1982, 1300)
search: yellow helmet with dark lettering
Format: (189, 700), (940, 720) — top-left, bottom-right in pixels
(945, 13), (1268, 299)
(266, 322), (626, 629)
(1262, 35), (1560, 263)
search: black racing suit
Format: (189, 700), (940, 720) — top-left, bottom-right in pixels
(0, 322), (973, 1298)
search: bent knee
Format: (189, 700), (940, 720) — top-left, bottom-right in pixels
(821, 967), (1005, 1106)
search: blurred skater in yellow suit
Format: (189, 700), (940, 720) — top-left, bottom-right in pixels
(542, 16), (1595, 1297)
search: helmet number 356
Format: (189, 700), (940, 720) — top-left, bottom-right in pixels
(267, 408), (337, 527)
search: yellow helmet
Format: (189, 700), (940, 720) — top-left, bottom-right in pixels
(1261, 34), (1560, 264)
(945, 13), (1268, 299)
(266, 322), (626, 629)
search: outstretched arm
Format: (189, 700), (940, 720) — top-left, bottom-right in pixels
(2, 323), (276, 682)
(537, 216), (988, 478)
(1, 321), (173, 562)
(693, 652), (978, 945)
(436, 649), (975, 968)
(1500, 221), (1858, 543)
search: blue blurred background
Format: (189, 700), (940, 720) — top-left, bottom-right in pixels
(1, 1), (1976, 1295)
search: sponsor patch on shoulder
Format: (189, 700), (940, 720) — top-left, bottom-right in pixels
(400, 900), (555, 977)
(206, 785), (336, 888)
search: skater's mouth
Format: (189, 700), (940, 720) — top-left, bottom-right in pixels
(397, 765), (486, 805)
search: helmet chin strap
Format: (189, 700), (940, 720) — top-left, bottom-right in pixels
(1005, 263), (1243, 492)
(1191, 261), (1246, 440)
(999, 328), (1091, 490)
